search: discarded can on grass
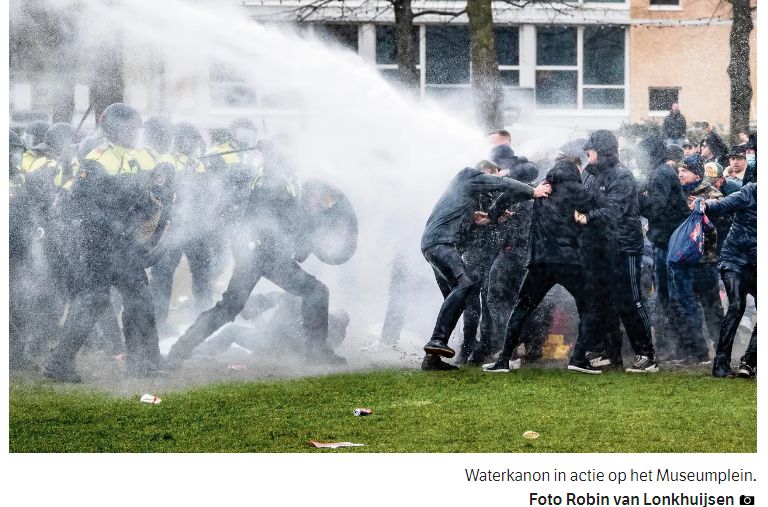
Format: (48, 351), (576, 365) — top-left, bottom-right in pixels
(140, 394), (162, 404)
(353, 408), (373, 417)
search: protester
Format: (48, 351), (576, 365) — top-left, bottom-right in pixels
(419, 160), (551, 370)
(577, 130), (658, 373)
(668, 156), (723, 363)
(702, 182), (757, 378)
(483, 155), (599, 374)
(637, 134), (689, 361)
(663, 103), (687, 147)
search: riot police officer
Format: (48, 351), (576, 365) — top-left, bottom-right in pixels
(44, 103), (166, 382)
(150, 122), (213, 333)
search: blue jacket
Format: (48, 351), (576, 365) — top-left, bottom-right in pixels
(705, 182), (756, 272)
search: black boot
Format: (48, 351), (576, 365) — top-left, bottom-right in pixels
(42, 359), (82, 383)
(712, 355), (734, 378)
(421, 354), (459, 371)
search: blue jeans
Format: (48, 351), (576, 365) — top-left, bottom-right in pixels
(668, 263), (711, 361)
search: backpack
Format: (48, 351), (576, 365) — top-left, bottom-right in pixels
(667, 198), (713, 265)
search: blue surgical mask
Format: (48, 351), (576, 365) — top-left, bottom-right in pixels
(746, 154), (756, 167)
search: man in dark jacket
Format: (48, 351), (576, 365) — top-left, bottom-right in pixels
(663, 103), (687, 145)
(577, 130), (658, 373)
(483, 156), (599, 373)
(420, 160), (551, 370)
(702, 182), (757, 378)
(668, 156), (724, 364)
(637, 135), (690, 360)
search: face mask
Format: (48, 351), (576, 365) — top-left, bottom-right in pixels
(746, 154), (756, 167)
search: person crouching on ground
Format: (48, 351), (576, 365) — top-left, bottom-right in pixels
(419, 160), (551, 371)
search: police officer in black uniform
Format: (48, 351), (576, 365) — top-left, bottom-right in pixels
(166, 139), (345, 367)
(44, 103), (166, 382)
(150, 122), (213, 332)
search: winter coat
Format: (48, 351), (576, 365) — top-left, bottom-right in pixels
(637, 136), (690, 248)
(421, 167), (533, 252)
(704, 182), (756, 272)
(705, 130), (730, 168)
(528, 159), (587, 266)
(663, 111), (687, 140)
(686, 180), (724, 264)
(581, 156), (645, 255)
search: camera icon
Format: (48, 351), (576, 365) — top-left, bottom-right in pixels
(740, 495), (755, 505)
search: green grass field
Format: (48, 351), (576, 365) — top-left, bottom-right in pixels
(9, 368), (756, 453)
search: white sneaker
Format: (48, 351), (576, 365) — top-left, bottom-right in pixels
(482, 358), (521, 372)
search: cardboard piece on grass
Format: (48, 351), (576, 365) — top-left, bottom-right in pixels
(140, 394), (162, 404)
(309, 440), (365, 448)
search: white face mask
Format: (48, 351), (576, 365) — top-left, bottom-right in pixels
(746, 154), (756, 167)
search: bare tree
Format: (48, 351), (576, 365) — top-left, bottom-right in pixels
(467, 0), (501, 129)
(727, 0), (754, 144)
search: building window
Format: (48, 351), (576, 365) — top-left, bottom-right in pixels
(535, 25), (626, 110)
(649, 87), (679, 112)
(425, 25), (470, 87)
(375, 25), (420, 83)
(315, 24), (359, 52)
(583, 25), (625, 109)
(535, 26), (577, 108)
(496, 26), (520, 87)
(650, 0), (680, 6)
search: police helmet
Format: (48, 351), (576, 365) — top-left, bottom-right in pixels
(10, 130), (25, 151)
(100, 103), (143, 149)
(44, 123), (75, 155)
(230, 117), (257, 147)
(10, 130), (25, 169)
(173, 122), (204, 157)
(144, 115), (174, 154)
(23, 120), (50, 148)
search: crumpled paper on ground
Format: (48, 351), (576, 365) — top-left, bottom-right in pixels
(309, 440), (365, 448)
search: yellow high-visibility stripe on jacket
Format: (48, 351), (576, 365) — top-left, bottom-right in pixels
(21, 150), (42, 172)
(84, 142), (141, 175)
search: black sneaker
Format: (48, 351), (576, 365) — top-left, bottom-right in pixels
(423, 339), (455, 358)
(737, 361), (756, 378)
(421, 354), (459, 371)
(626, 355), (659, 373)
(42, 363), (82, 383)
(482, 358), (521, 373)
(585, 351), (611, 368)
(567, 360), (602, 375)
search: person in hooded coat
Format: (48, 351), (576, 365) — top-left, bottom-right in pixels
(577, 130), (658, 373)
(637, 134), (690, 360)
(483, 155), (600, 373)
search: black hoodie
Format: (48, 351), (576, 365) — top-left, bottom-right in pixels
(637, 135), (690, 248)
(528, 158), (587, 266)
(581, 130), (644, 255)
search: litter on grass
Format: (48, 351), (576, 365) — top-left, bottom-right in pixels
(228, 364), (247, 371)
(353, 408), (373, 416)
(523, 431), (540, 439)
(309, 440), (365, 448)
(140, 394), (162, 404)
